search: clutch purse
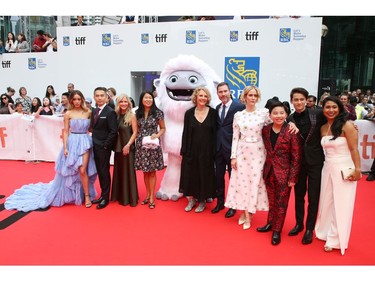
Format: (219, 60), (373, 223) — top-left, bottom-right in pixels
(142, 136), (160, 149)
(341, 168), (353, 180)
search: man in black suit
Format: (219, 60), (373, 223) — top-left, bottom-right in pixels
(211, 82), (245, 218)
(91, 87), (118, 209)
(287, 87), (325, 244)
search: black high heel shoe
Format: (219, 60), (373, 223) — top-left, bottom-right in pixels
(149, 201), (155, 209)
(84, 194), (92, 208)
(141, 198), (150, 205)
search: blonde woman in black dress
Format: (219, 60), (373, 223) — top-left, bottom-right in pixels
(111, 94), (139, 206)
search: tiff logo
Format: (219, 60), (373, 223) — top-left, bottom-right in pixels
(155, 34), (167, 43)
(0, 127), (8, 147)
(2, 61), (11, 68)
(245, 32), (259, 41)
(360, 134), (375, 159)
(75, 37), (86, 45)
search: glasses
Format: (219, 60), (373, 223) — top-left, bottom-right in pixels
(1, 97), (8, 100)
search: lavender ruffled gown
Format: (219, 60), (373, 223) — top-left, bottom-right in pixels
(5, 119), (97, 212)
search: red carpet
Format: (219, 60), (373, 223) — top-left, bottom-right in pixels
(0, 160), (374, 268)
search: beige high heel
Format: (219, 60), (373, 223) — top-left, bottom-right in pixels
(238, 213), (246, 225)
(243, 218), (251, 230)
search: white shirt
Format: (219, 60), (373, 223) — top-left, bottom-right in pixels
(219, 99), (233, 120)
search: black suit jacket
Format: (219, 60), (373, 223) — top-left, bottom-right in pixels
(288, 108), (325, 166)
(216, 100), (245, 153)
(91, 105), (118, 149)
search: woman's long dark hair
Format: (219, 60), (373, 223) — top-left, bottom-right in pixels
(322, 96), (348, 140)
(45, 85), (56, 98)
(30, 97), (42, 113)
(135, 91), (158, 119)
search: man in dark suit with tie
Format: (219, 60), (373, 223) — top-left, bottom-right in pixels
(287, 87), (325, 244)
(90, 87), (118, 209)
(211, 82), (245, 217)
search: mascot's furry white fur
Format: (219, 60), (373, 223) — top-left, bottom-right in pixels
(154, 54), (221, 201)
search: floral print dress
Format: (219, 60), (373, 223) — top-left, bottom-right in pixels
(134, 109), (164, 172)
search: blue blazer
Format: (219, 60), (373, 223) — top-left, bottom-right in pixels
(216, 100), (245, 153)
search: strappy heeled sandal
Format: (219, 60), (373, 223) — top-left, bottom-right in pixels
(84, 194), (92, 208)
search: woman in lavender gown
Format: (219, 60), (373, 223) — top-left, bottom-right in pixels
(5, 91), (97, 212)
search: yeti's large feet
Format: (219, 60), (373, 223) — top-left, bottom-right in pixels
(161, 194), (169, 201)
(171, 195), (180, 201)
(155, 191), (163, 200)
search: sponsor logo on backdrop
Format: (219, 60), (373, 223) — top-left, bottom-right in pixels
(230, 31), (239, 42)
(141, 33), (149, 44)
(113, 34), (124, 45)
(38, 59), (47, 68)
(245, 31), (259, 41)
(28, 58), (36, 70)
(63, 36), (70, 46)
(155, 34), (167, 43)
(102, 33), (111, 46)
(75, 37), (86, 45)
(1, 61), (11, 68)
(224, 57), (260, 100)
(279, 28), (291, 43)
(186, 30), (196, 44)
(198, 31), (210, 42)
(293, 29), (306, 40)
(27, 58), (47, 70)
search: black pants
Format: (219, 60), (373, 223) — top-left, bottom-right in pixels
(214, 149), (232, 206)
(93, 145), (112, 201)
(293, 163), (323, 230)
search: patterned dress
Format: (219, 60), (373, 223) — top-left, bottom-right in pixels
(134, 109), (164, 172)
(225, 108), (271, 213)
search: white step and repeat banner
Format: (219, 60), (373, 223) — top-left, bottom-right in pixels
(1, 17), (322, 106)
(0, 115), (373, 171)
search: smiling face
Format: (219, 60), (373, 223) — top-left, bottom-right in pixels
(164, 70), (207, 101)
(118, 97), (129, 112)
(43, 97), (50, 107)
(142, 93), (154, 109)
(270, 105), (287, 126)
(217, 84), (231, 105)
(323, 100), (340, 121)
(196, 89), (209, 106)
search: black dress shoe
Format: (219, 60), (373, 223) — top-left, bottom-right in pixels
(211, 204), (224, 214)
(367, 173), (375, 181)
(92, 197), (103, 204)
(96, 199), (108, 210)
(225, 208), (236, 218)
(271, 231), (281, 245)
(288, 224), (304, 236)
(302, 230), (313, 244)
(257, 223), (272, 232)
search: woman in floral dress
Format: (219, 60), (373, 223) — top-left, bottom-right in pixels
(135, 91), (165, 209)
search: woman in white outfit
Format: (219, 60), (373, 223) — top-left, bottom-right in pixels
(315, 96), (361, 255)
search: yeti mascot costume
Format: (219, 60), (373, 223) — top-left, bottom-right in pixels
(154, 54), (221, 201)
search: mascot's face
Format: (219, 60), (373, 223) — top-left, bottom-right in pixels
(165, 70), (207, 101)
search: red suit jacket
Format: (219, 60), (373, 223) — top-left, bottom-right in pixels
(262, 123), (303, 186)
